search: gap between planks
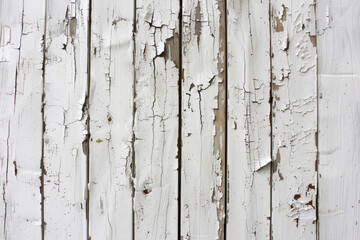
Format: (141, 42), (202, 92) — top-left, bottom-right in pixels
(29, 0), (322, 238)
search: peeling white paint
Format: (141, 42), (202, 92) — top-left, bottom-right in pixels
(0, 0), (44, 239)
(271, 0), (318, 239)
(181, 0), (226, 239)
(133, 0), (179, 239)
(89, 0), (134, 239)
(227, 0), (272, 239)
(1, 0), (359, 239)
(43, 0), (89, 239)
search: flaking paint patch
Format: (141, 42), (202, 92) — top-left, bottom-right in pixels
(165, 32), (180, 68)
(271, 0), (318, 238)
(181, 0), (226, 238)
(0, 25), (11, 47)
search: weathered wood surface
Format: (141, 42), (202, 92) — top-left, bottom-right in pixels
(133, 0), (180, 239)
(270, 0), (318, 239)
(0, 0), (45, 238)
(43, 0), (89, 239)
(317, 0), (360, 239)
(227, 0), (271, 239)
(89, 0), (134, 239)
(1, 0), (360, 239)
(181, 0), (226, 239)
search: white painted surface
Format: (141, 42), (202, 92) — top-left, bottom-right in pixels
(0, 0), (44, 239)
(270, 0), (318, 239)
(89, 0), (134, 239)
(43, 0), (89, 239)
(227, 0), (271, 239)
(181, 0), (226, 239)
(317, 0), (360, 239)
(1, 0), (360, 239)
(134, 0), (179, 239)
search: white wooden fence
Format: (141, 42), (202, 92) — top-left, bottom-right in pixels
(0, 0), (359, 239)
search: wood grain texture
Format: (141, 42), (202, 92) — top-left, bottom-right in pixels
(43, 0), (89, 239)
(133, 0), (180, 239)
(0, 0), (45, 238)
(317, 0), (360, 239)
(181, 0), (226, 239)
(88, 0), (134, 239)
(227, 0), (271, 238)
(4, 1), (360, 239)
(270, 0), (318, 239)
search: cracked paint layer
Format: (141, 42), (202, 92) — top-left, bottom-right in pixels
(271, 0), (318, 239)
(133, 0), (180, 239)
(88, 0), (134, 239)
(2, 0), (359, 239)
(181, 0), (226, 239)
(226, 0), (272, 239)
(0, 0), (44, 238)
(43, 0), (89, 239)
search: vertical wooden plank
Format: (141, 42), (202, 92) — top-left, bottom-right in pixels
(43, 0), (89, 238)
(227, 0), (271, 239)
(88, 0), (134, 239)
(181, 0), (226, 238)
(317, 0), (360, 239)
(134, 0), (180, 239)
(270, 0), (318, 239)
(0, 0), (45, 238)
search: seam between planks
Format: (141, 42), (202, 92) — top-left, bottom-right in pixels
(86, 1), (92, 239)
(268, 0), (273, 239)
(132, 0), (137, 239)
(224, 0), (228, 237)
(41, 1), (48, 239)
(178, 0), (183, 238)
(314, 0), (319, 239)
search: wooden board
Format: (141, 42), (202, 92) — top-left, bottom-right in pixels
(317, 0), (360, 239)
(88, 0), (134, 239)
(4, 0), (360, 239)
(0, 0), (45, 238)
(43, 0), (89, 239)
(226, 0), (272, 238)
(133, 0), (180, 239)
(180, 0), (226, 238)
(270, 0), (318, 239)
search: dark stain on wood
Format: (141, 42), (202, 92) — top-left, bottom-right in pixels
(307, 183), (315, 192)
(13, 161), (18, 176)
(294, 194), (301, 200)
(294, 217), (299, 227)
(305, 200), (314, 207)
